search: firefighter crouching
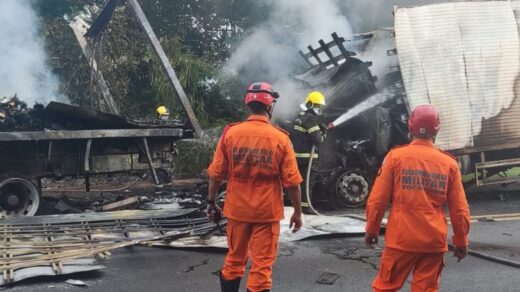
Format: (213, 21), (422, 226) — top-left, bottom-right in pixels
(365, 104), (471, 292)
(207, 82), (304, 292)
(292, 91), (327, 209)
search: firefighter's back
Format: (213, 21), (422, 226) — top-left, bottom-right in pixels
(222, 117), (294, 223)
(384, 140), (461, 252)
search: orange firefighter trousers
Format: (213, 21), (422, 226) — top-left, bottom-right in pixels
(221, 219), (280, 292)
(373, 247), (444, 292)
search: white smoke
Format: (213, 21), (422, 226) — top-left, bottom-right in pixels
(0, 0), (63, 105)
(223, 0), (352, 120)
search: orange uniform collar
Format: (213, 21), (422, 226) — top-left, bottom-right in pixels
(411, 138), (434, 147)
(247, 115), (270, 123)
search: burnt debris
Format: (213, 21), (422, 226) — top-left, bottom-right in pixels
(0, 95), (46, 132)
(0, 96), (190, 133)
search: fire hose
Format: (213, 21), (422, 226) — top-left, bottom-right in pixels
(305, 145), (322, 216)
(447, 243), (520, 269)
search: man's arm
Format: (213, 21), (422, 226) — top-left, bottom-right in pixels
(206, 133), (228, 222)
(447, 165), (471, 261)
(207, 177), (221, 203)
(280, 137), (304, 232)
(365, 153), (394, 245)
(305, 116), (325, 146)
(206, 177), (223, 223)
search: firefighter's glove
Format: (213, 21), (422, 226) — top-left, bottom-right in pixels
(453, 246), (467, 262)
(206, 201), (222, 224)
(365, 232), (379, 248)
(319, 123), (328, 137)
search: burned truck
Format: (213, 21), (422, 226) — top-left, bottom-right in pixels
(0, 97), (194, 217)
(287, 1), (520, 208)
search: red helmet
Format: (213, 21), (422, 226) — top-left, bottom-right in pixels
(244, 82), (279, 107)
(408, 104), (441, 137)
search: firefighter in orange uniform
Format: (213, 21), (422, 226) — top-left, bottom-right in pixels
(207, 82), (304, 292)
(365, 104), (471, 292)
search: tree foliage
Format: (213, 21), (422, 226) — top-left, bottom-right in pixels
(34, 0), (267, 127)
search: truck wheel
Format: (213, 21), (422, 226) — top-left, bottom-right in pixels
(0, 175), (40, 217)
(335, 170), (370, 208)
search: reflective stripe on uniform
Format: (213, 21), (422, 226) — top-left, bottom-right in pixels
(294, 125), (307, 132)
(307, 125), (321, 134)
(295, 153), (319, 158)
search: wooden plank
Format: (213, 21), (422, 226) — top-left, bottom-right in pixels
(128, 0), (203, 138)
(332, 32), (351, 60)
(69, 19), (119, 115)
(102, 197), (140, 211)
(319, 39), (338, 66)
(307, 45), (324, 65)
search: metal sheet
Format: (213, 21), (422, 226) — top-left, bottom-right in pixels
(2, 259), (106, 286)
(0, 208), (197, 225)
(0, 128), (184, 141)
(158, 208), (375, 249)
(357, 28), (399, 89)
(395, 2), (520, 151)
(84, 0), (120, 39)
(43, 102), (129, 129)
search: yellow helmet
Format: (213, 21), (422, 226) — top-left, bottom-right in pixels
(305, 91), (326, 107)
(156, 105), (169, 116)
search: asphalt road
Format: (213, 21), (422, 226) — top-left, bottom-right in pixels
(5, 192), (520, 292)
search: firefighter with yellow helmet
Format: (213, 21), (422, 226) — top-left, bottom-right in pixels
(292, 91), (327, 210)
(156, 106), (170, 121)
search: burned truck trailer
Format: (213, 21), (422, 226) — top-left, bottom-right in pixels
(0, 100), (191, 217)
(290, 1), (520, 208)
(394, 1), (520, 187)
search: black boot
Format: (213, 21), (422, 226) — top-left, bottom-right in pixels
(247, 290), (270, 292)
(219, 272), (241, 292)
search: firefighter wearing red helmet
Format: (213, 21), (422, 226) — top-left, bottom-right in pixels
(365, 104), (470, 292)
(207, 82), (303, 292)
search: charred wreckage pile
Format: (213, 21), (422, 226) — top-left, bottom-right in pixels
(0, 96), (46, 132)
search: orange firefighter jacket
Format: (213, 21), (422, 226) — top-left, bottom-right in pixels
(208, 115), (303, 223)
(366, 139), (470, 253)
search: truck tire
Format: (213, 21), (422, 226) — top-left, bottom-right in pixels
(0, 173), (40, 217)
(335, 169), (371, 208)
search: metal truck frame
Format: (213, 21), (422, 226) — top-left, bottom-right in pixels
(0, 127), (185, 217)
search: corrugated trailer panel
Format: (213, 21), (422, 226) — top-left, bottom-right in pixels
(395, 2), (520, 152)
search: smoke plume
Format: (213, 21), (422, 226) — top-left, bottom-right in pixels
(223, 0), (353, 121)
(0, 0), (63, 105)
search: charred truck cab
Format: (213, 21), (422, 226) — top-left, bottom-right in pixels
(282, 2), (520, 210)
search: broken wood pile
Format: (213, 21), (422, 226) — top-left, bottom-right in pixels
(0, 208), (224, 285)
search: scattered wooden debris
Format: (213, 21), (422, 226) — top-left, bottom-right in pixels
(101, 197), (140, 211)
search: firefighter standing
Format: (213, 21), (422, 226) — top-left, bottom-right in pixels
(365, 105), (471, 292)
(207, 82), (304, 292)
(292, 91), (327, 208)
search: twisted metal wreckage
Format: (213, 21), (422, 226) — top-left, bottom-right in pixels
(0, 208), (223, 285)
